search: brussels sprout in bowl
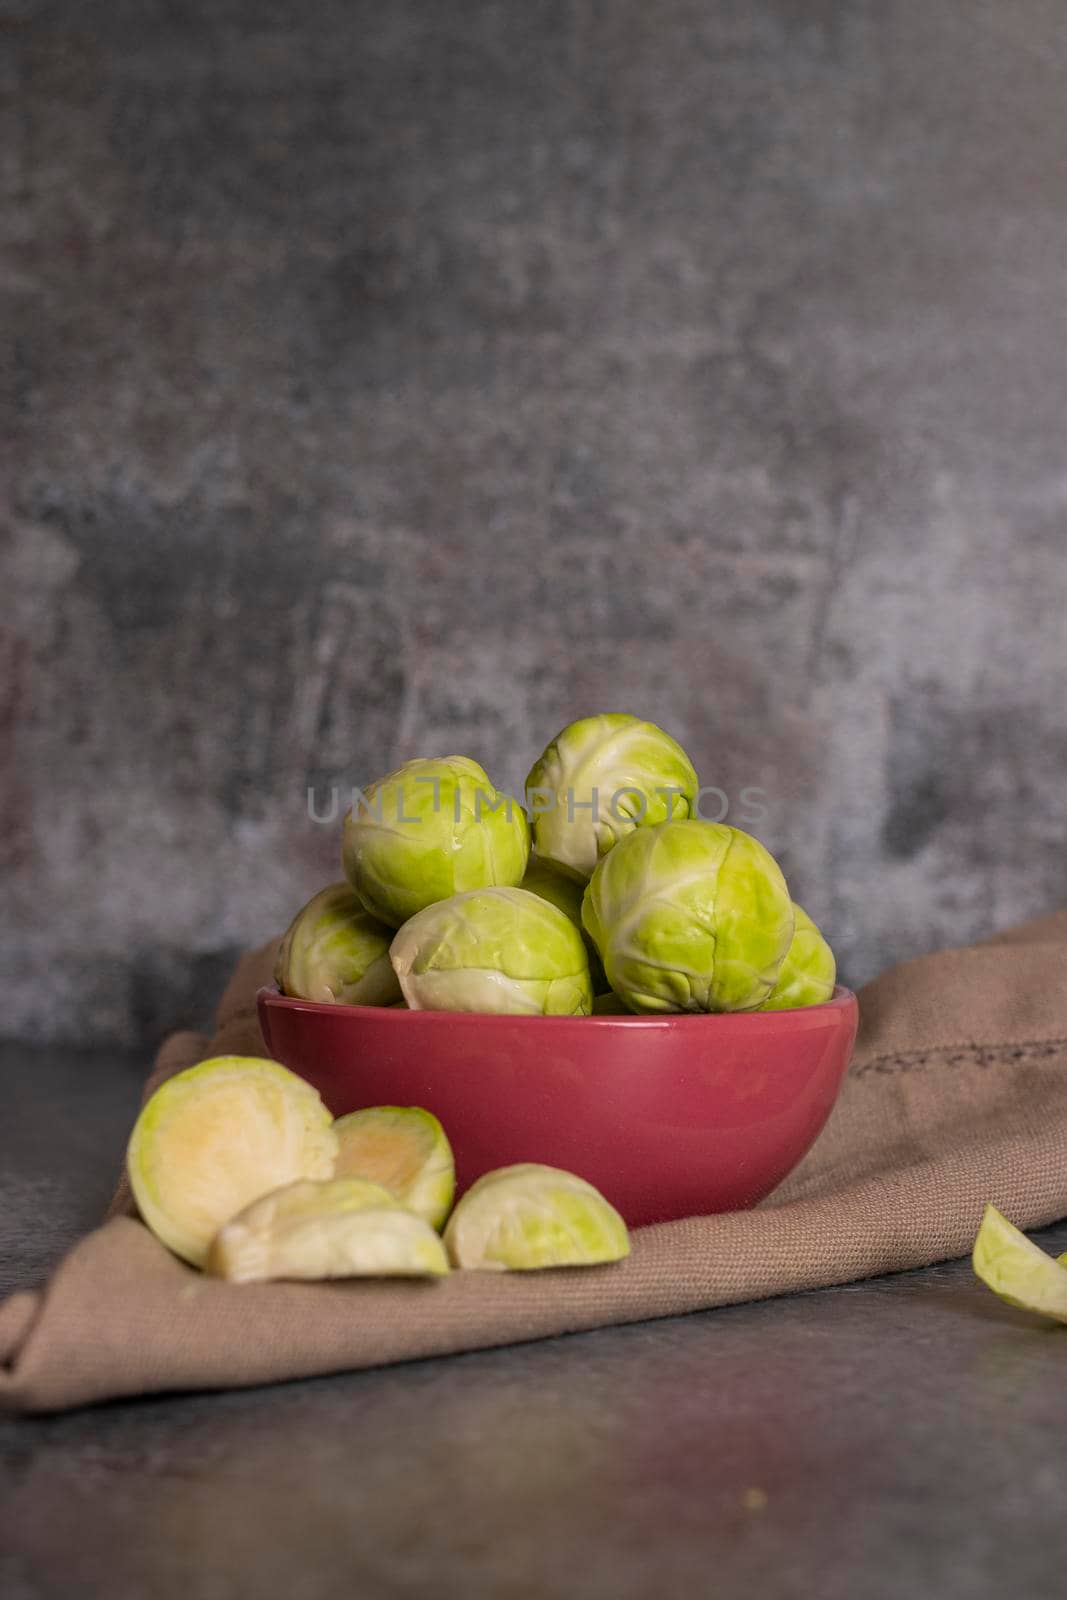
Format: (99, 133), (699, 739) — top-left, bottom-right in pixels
(525, 713), (699, 882)
(266, 712), (853, 1226)
(581, 819), (796, 1014)
(390, 886), (594, 1016)
(257, 984), (857, 1228)
(275, 883), (402, 1007)
(342, 755), (529, 927)
(520, 856), (607, 993)
(757, 904), (836, 1010)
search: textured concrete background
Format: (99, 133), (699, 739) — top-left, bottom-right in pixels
(3, 1), (1066, 1048)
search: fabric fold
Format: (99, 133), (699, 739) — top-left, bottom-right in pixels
(4, 911), (1066, 1414)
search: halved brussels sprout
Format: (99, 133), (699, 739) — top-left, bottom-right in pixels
(757, 903), (836, 1010)
(525, 713), (699, 882)
(127, 1057), (338, 1268)
(274, 883), (402, 1006)
(582, 820), (794, 1013)
(342, 756), (529, 927)
(972, 1203), (1067, 1322)
(333, 1106), (455, 1229)
(208, 1177), (450, 1282)
(390, 886), (593, 1015)
(444, 1163), (630, 1271)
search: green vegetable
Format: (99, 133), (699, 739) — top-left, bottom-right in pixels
(519, 856), (586, 925)
(333, 1106), (455, 1230)
(582, 820), (794, 1013)
(390, 886), (593, 1015)
(972, 1203), (1067, 1322)
(342, 756), (529, 927)
(521, 855), (607, 992)
(274, 883), (402, 1006)
(443, 1163), (630, 1270)
(525, 714), (699, 882)
(757, 903), (836, 1009)
(127, 1057), (338, 1268)
(208, 1177), (450, 1282)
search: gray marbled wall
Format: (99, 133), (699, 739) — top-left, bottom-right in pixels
(4, 0), (1066, 1048)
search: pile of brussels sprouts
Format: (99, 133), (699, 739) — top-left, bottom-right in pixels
(276, 713), (836, 1016)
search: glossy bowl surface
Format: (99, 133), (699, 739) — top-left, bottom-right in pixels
(257, 987), (858, 1227)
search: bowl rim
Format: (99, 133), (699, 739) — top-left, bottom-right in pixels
(257, 983), (857, 1027)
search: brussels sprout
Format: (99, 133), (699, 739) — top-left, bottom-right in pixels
(972, 1203), (1067, 1323)
(127, 1057), (338, 1268)
(390, 886), (593, 1015)
(519, 856), (585, 924)
(274, 883), (402, 1006)
(333, 1106), (455, 1229)
(521, 855), (607, 991)
(208, 1177), (450, 1282)
(757, 903), (836, 1009)
(582, 820), (794, 1013)
(342, 756), (529, 927)
(525, 713), (699, 882)
(444, 1163), (630, 1271)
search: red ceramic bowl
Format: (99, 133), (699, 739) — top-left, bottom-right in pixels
(257, 987), (857, 1228)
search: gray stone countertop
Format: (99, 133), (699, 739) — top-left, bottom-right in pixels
(2, 1040), (1065, 1600)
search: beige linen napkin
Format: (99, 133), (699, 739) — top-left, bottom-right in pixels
(3, 911), (1067, 1413)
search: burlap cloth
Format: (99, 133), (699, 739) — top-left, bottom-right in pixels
(3, 910), (1066, 1413)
